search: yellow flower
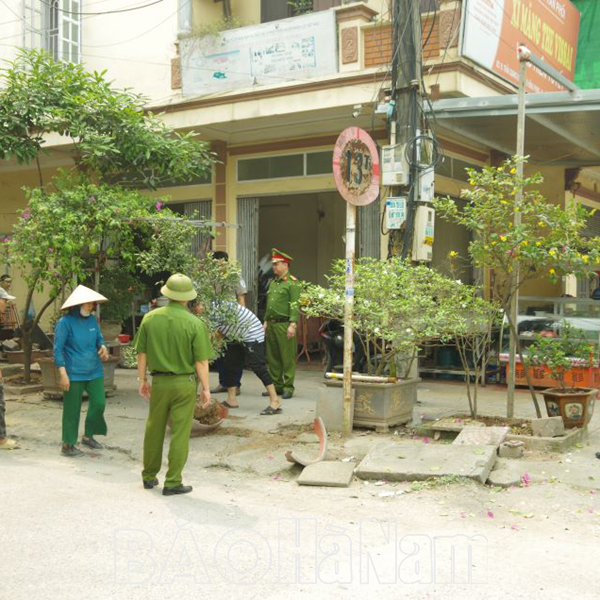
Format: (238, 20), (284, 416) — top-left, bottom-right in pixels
(535, 241), (542, 246)
(549, 269), (556, 275)
(501, 200), (508, 205)
(537, 221), (544, 227)
(469, 180), (476, 186)
(583, 255), (589, 264)
(500, 236), (507, 242)
(510, 168), (516, 174)
(549, 249), (556, 257)
(521, 240), (528, 246)
(449, 250), (458, 258)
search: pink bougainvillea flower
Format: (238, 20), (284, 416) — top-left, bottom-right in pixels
(511, 525), (519, 531)
(521, 472), (531, 487)
(487, 511), (494, 519)
(155, 202), (164, 211)
(423, 437), (430, 444)
(460, 512), (467, 519)
(2, 237), (9, 242)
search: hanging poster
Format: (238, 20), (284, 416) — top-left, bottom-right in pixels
(180, 10), (337, 97)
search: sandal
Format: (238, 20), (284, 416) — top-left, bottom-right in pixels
(222, 401), (239, 409)
(260, 406), (282, 415)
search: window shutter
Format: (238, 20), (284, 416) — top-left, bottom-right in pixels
(313, 0), (342, 11)
(261, 0), (292, 23)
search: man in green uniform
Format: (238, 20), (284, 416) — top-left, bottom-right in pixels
(263, 248), (301, 401)
(135, 273), (215, 496)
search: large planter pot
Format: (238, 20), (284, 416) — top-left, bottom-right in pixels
(541, 387), (596, 429)
(323, 378), (420, 433)
(38, 357), (120, 400)
(5, 349), (51, 364)
(99, 320), (122, 343)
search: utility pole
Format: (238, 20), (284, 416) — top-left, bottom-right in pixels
(391, 0), (422, 258)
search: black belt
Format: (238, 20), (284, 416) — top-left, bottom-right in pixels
(151, 372), (194, 377)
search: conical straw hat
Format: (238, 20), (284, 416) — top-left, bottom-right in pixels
(61, 285), (108, 310)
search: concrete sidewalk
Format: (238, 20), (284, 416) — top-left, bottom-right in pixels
(3, 365), (600, 487)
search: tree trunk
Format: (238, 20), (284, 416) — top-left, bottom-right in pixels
(504, 304), (543, 418)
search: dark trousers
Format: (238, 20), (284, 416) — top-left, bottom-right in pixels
(216, 356), (242, 389)
(222, 341), (273, 389)
(0, 383), (6, 438)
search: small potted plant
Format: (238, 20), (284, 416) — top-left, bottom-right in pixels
(523, 321), (597, 428)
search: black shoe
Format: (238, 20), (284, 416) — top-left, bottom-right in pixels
(596, 452), (600, 460)
(82, 437), (103, 450)
(282, 392), (293, 400)
(163, 484), (193, 496)
(143, 478), (159, 490)
(61, 445), (84, 457)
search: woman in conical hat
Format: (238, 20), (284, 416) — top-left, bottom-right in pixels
(54, 285), (110, 457)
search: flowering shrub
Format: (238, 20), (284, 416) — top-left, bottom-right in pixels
(434, 156), (600, 416)
(301, 257), (498, 382)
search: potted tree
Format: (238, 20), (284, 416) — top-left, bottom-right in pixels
(301, 258), (488, 431)
(434, 156), (600, 419)
(523, 321), (596, 428)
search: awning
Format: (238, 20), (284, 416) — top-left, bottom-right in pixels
(430, 89), (600, 167)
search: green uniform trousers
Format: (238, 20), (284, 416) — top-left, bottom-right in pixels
(266, 322), (297, 394)
(142, 374), (196, 488)
(62, 378), (107, 445)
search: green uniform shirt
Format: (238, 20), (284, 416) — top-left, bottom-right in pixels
(265, 274), (301, 323)
(134, 302), (215, 374)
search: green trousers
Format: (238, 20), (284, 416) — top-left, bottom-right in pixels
(266, 322), (297, 394)
(62, 378), (107, 446)
(142, 374), (196, 488)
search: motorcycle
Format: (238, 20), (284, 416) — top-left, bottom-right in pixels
(320, 319), (370, 374)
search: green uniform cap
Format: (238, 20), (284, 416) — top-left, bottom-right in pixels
(160, 273), (197, 302)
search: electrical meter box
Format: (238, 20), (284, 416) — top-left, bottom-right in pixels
(381, 144), (409, 186)
(385, 196), (407, 229)
(419, 169), (435, 202)
(412, 205), (435, 262)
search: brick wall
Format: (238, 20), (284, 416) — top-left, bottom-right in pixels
(364, 17), (439, 68)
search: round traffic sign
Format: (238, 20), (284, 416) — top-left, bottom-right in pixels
(333, 127), (380, 206)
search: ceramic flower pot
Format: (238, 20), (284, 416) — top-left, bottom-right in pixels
(540, 387), (596, 428)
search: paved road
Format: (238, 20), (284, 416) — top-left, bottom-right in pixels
(2, 370), (600, 599)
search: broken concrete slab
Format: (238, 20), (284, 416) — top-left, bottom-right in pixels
(531, 416), (565, 438)
(355, 442), (497, 484)
(488, 458), (600, 490)
(453, 426), (509, 448)
(498, 441), (524, 459)
(297, 461), (356, 487)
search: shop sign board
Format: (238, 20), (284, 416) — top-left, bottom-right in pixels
(180, 10), (338, 97)
(461, 0), (580, 93)
(333, 127), (380, 206)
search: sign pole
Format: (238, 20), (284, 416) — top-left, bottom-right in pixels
(343, 203), (356, 434)
(333, 126), (380, 435)
(507, 51), (528, 418)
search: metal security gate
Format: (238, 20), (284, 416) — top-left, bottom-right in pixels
(237, 197), (259, 312)
(183, 201), (212, 257)
(358, 198), (380, 259)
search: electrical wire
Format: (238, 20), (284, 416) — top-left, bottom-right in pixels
(38, 0), (165, 16)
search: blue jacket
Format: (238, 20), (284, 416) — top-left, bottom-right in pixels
(54, 309), (105, 381)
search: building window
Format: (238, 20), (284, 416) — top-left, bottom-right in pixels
(237, 150), (333, 181)
(23, 1), (81, 63)
(435, 155), (483, 183)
